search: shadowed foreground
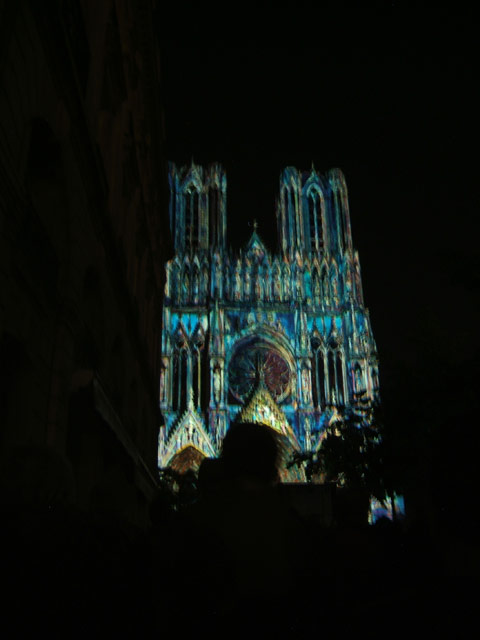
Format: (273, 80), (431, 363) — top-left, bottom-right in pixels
(1, 430), (477, 637)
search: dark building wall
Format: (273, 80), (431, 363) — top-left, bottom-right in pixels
(0, 0), (171, 526)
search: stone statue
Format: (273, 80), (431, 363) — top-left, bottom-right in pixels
(213, 366), (222, 405)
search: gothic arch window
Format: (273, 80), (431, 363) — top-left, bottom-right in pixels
(273, 264), (282, 301)
(201, 337), (210, 412)
(173, 345), (188, 413)
(170, 183), (177, 249)
(243, 261), (252, 301)
(304, 269), (312, 301)
(328, 349), (336, 404)
(295, 267), (304, 300)
(306, 188), (324, 252)
(283, 264), (291, 298)
(233, 261), (242, 301)
(192, 265), (199, 304)
(338, 273), (344, 300)
(321, 267), (329, 304)
(255, 264), (264, 300)
(336, 351), (345, 405)
(209, 186), (220, 247)
(333, 187), (346, 250)
(354, 363), (364, 395)
(184, 185), (200, 250)
(292, 187), (299, 238)
(192, 329), (206, 411)
(192, 344), (201, 410)
(223, 264), (230, 301)
(201, 265), (209, 302)
(325, 338), (345, 406)
(313, 269), (321, 306)
(264, 265), (272, 301)
(175, 263), (182, 302)
(160, 359), (168, 406)
(181, 264), (190, 304)
(331, 268), (340, 304)
(283, 187), (293, 248)
(311, 339), (326, 410)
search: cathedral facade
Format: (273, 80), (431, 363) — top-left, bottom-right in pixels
(158, 162), (379, 477)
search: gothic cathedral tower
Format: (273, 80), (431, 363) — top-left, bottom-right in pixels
(159, 162), (379, 477)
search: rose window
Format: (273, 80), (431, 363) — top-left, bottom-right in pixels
(228, 340), (291, 403)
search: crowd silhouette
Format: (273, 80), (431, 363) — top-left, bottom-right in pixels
(0, 422), (472, 637)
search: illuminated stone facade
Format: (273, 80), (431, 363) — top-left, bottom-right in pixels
(159, 162), (379, 476)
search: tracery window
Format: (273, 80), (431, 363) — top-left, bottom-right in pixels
(283, 188), (293, 248)
(336, 352), (345, 405)
(200, 340), (210, 411)
(209, 186), (219, 247)
(321, 267), (329, 304)
(331, 271), (340, 304)
(255, 264), (264, 301)
(192, 266), (199, 304)
(192, 330), (206, 411)
(273, 265), (282, 300)
(307, 188), (324, 252)
(201, 266), (209, 302)
(184, 185), (199, 250)
(313, 269), (321, 306)
(283, 265), (291, 298)
(333, 188), (346, 250)
(172, 346), (188, 413)
(181, 265), (190, 305)
(311, 338), (326, 409)
(192, 344), (201, 409)
(229, 339), (291, 404)
(326, 341), (346, 406)
(354, 363), (364, 394)
(294, 267), (304, 300)
(328, 350), (336, 404)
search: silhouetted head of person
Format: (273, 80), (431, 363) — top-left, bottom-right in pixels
(221, 422), (279, 486)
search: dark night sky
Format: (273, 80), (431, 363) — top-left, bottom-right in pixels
(158, 5), (479, 387)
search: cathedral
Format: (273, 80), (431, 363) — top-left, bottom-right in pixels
(158, 162), (379, 479)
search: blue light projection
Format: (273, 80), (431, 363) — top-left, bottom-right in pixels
(158, 162), (380, 480)
(370, 495), (406, 524)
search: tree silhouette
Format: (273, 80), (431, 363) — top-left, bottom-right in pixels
(288, 393), (398, 506)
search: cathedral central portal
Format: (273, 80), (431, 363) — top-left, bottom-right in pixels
(158, 162), (379, 477)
